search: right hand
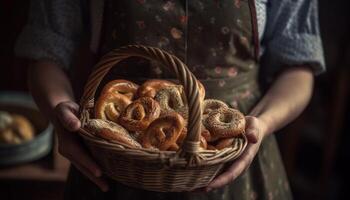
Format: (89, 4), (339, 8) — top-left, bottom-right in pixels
(54, 101), (109, 192)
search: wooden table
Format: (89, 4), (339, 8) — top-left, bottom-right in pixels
(0, 137), (70, 182)
(0, 138), (70, 200)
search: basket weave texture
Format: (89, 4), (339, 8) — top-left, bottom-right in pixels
(78, 45), (247, 192)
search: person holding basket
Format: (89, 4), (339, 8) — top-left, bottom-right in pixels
(15, 0), (325, 199)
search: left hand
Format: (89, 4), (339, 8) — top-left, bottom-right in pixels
(204, 116), (268, 192)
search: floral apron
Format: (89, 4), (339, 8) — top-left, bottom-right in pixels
(65, 0), (293, 199)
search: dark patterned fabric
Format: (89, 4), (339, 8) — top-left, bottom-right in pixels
(65, 1), (293, 199)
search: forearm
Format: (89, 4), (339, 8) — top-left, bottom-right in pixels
(28, 61), (75, 121)
(250, 66), (314, 136)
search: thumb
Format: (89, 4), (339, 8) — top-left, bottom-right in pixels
(54, 101), (81, 132)
(245, 116), (260, 144)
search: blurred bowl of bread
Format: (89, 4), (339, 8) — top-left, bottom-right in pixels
(0, 91), (53, 166)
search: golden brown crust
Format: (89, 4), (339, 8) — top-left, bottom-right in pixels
(85, 119), (141, 148)
(0, 114), (35, 144)
(203, 107), (245, 138)
(167, 143), (180, 151)
(176, 127), (187, 146)
(11, 115), (35, 141)
(95, 93), (132, 122)
(100, 79), (139, 100)
(137, 79), (176, 98)
(141, 113), (185, 151)
(119, 97), (161, 132)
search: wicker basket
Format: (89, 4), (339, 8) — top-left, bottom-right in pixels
(78, 45), (247, 192)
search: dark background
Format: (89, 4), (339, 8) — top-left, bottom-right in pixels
(1, 0), (350, 199)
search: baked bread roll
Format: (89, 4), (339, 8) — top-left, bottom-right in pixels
(119, 97), (161, 132)
(86, 119), (141, 148)
(137, 79), (176, 98)
(89, 78), (246, 151)
(203, 99), (229, 115)
(155, 86), (189, 120)
(141, 113), (185, 151)
(203, 107), (246, 138)
(0, 112), (34, 144)
(12, 114), (35, 141)
(95, 93), (131, 122)
(100, 79), (139, 100)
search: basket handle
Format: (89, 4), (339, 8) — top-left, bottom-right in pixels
(79, 45), (203, 163)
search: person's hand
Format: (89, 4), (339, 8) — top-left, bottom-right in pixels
(54, 101), (109, 192)
(204, 116), (267, 192)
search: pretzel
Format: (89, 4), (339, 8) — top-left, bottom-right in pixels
(100, 79), (139, 100)
(137, 79), (176, 98)
(95, 93), (131, 122)
(119, 97), (161, 132)
(141, 113), (185, 151)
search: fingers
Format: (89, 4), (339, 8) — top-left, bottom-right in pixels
(55, 101), (81, 132)
(245, 116), (260, 144)
(58, 135), (108, 191)
(193, 117), (264, 192)
(206, 140), (258, 192)
(54, 101), (108, 192)
(205, 157), (249, 191)
(58, 132), (102, 176)
(72, 161), (109, 192)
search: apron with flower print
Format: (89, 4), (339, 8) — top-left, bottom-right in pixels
(65, 1), (293, 199)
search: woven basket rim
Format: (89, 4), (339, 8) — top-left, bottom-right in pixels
(78, 127), (247, 167)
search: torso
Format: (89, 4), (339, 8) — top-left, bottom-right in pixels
(97, 0), (261, 113)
